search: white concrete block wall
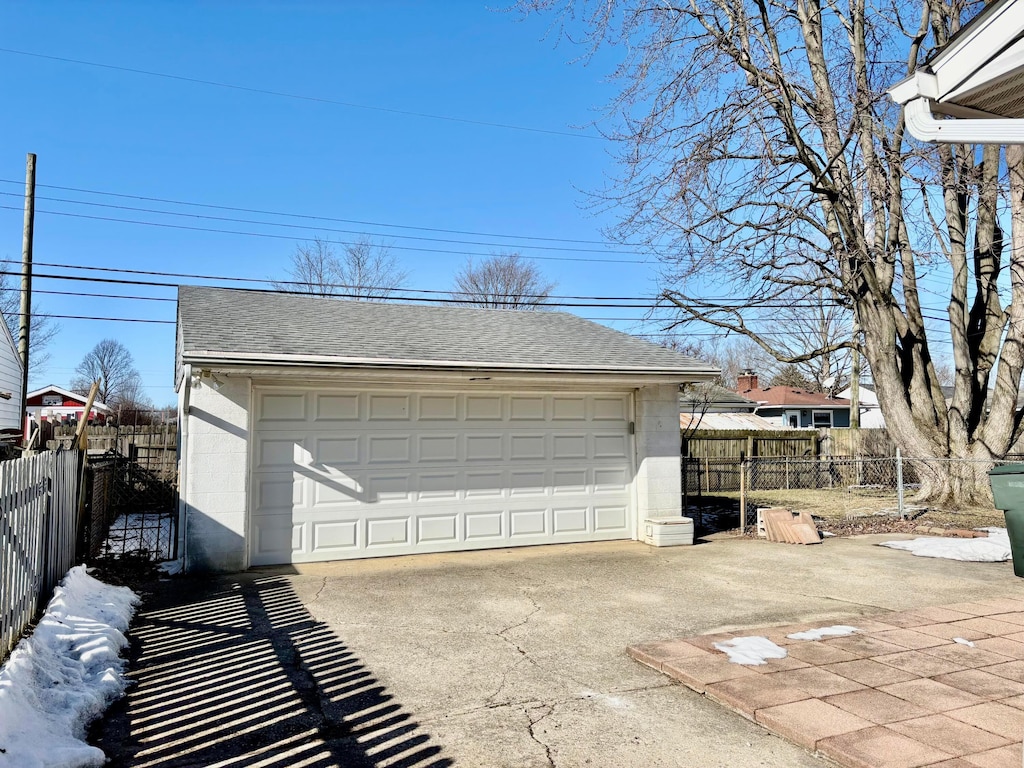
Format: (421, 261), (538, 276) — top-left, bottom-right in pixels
(635, 384), (683, 529)
(182, 376), (250, 572)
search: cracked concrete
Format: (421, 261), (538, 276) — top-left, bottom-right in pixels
(272, 533), (1024, 766)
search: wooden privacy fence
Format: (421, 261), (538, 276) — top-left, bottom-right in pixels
(0, 450), (81, 660)
(48, 423), (178, 484)
(682, 427), (895, 460)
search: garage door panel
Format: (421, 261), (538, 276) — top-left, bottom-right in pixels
(312, 520), (359, 551)
(257, 475), (302, 510)
(367, 435), (411, 463)
(594, 467), (629, 492)
(252, 386), (635, 564)
(314, 393), (360, 421)
(595, 505), (629, 531)
(593, 396), (628, 420)
(253, 516), (303, 558)
(510, 509), (547, 537)
(552, 396), (586, 420)
(368, 394), (410, 420)
(510, 434), (546, 461)
(417, 473), (459, 500)
(418, 434), (459, 462)
(552, 434), (587, 459)
(419, 395), (458, 420)
(509, 396), (545, 420)
(258, 392), (308, 423)
(256, 435), (307, 470)
(314, 436), (360, 468)
(464, 470), (504, 498)
(465, 395), (503, 420)
(551, 469), (587, 493)
(509, 470), (546, 496)
(465, 434), (503, 460)
(594, 434), (629, 459)
(311, 475), (364, 506)
(417, 514), (459, 544)
(553, 507), (588, 534)
(368, 475), (411, 503)
(366, 517), (411, 547)
(465, 511), (504, 540)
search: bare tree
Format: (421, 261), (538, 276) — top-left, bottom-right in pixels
(451, 253), (555, 309)
(520, 0), (1017, 504)
(274, 236), (409, 300)
(70, 339), (143, 408)
(0, 272), (58, 371)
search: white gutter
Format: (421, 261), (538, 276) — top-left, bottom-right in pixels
(901, 97), (1024, 144)
(181, 350), (720, 377)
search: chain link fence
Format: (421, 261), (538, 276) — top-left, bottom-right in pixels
(683, 454), (1017, 532)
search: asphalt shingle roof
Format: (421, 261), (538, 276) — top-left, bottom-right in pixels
(177, 286), (718, 376)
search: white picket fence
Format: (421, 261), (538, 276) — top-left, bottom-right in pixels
(0, 450), (81, 659)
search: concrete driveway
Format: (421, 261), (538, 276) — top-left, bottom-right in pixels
(96, 534), (1024, 767)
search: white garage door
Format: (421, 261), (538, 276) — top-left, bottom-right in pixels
(249, 386), (635, 564)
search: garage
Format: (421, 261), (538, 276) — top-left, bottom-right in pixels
(176, 286), (717, 572)
(249, 386), (634, 564)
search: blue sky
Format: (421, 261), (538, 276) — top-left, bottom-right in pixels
(0, 2), (672, 405)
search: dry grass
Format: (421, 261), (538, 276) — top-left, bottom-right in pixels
(695, 488), (1005, 535)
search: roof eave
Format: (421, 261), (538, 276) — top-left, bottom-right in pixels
(180, 350), (720, 380)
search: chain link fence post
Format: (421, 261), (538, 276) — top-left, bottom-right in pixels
(896, 448), (904, 519)
(739, 459), (746, 535)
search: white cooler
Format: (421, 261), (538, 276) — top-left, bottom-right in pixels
(643, 516), (694, 547)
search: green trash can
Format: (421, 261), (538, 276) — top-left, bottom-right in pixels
(987, 463), (1024, 577)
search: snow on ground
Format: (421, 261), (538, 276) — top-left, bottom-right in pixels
(880, 527), (1011, 562)
(713, 636), (788, 665)
(786, 625), (859, 641)
(0, 566), (138, 768)
(103, 512), (175, 558)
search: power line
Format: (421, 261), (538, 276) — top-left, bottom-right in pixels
(0, 205), (647, 264)
(0, 259), (868, 306)
(35, 313), (174, 324)
(0, 191), (648, 257)
(0, 179), (639, 248)
(0, 47), (601, 141)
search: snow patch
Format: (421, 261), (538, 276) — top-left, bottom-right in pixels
(0, 565), (138, 768)
(879, 527), (1011, 562)
(786, 625), (859, 641)
(713, 636), (788, 665)
(953, 637), (976, 647)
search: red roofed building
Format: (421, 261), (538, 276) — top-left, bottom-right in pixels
(25, 385), (112, 428)
(736, 372), (851, 429)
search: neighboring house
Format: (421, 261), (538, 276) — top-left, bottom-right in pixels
(679, 383), (784, 431)
(736, 372), (851, 428)
(838, 383), (885, 428)
(176, 286), (718, 572)
(0, 318), (23, 434)
(24, 385), (112, 426)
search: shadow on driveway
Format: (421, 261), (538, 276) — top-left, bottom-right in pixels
(93, 572), (452, 768)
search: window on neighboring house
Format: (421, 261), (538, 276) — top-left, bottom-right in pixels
(812, 410), (833, 428)
(784, 412), (799, 428)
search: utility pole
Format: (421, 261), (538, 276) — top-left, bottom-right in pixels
(20, 153), (35, 445)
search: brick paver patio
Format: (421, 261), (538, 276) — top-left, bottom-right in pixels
(629, 596), (1024, 767)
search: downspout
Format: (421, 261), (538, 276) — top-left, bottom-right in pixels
(177, 364), (192, 568)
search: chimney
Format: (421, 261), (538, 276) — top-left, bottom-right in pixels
(737, 369), (759, 391)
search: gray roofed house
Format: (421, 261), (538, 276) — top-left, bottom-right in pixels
(174, 286), (718, 572)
